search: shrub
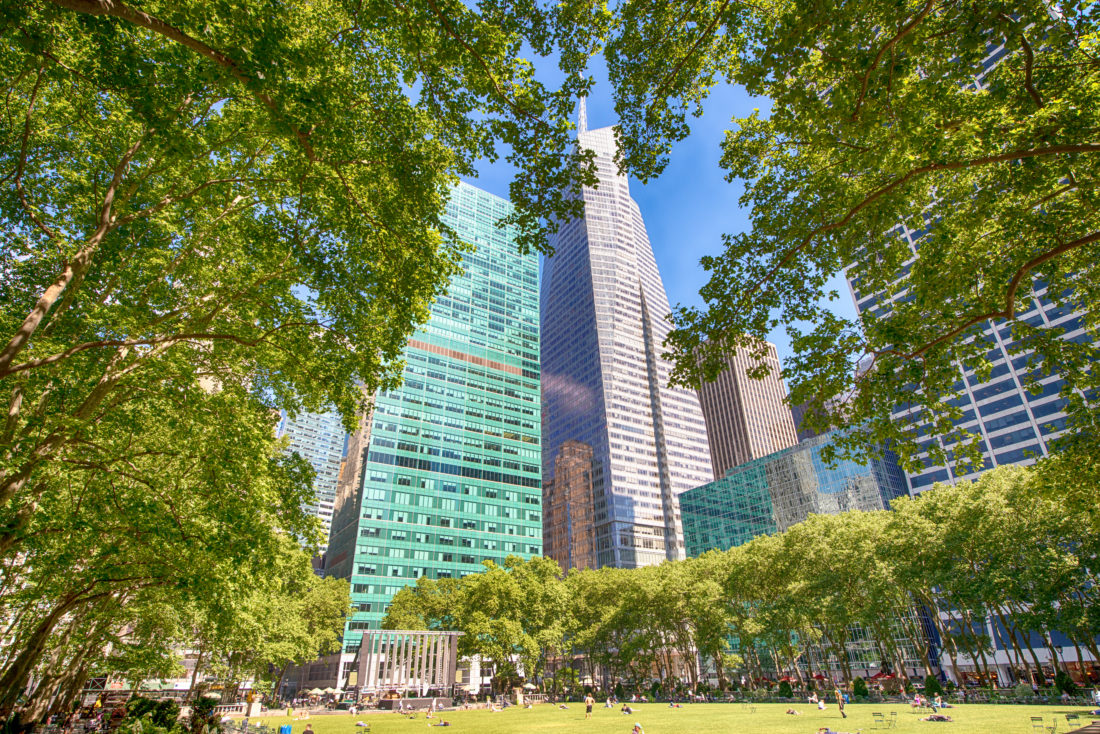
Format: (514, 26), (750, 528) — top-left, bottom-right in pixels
(852, 677), (868, 698)
(778, 681), (793, 698)
(1013, 682), (1034, 699)
(615, 682), (624, 700)
(188, 696), (221, 734)
(127, 698), (158, 721)
(924, 675), (943, 696)
(154, 701), (181, 728)
(1054, 670), (1078, 696)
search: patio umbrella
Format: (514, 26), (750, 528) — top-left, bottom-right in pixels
(309, 688), (324, 695)
(323, 687), (336, 694)
(813, 674), (828, 680)
(778, 676), (795, 683)
(523, 683), (537, 690)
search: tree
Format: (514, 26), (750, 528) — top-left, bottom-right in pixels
(1, 0), (606, 542)
(195, 537), (351, 697)
(0, 387), (330, 720)
(383, 556), (569, 692)
(1, 0), (608, 716)
(604, 0), (1100, 469)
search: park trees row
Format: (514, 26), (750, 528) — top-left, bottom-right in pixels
(386, 466), (1100, 693)
(0, 386), (352, 722)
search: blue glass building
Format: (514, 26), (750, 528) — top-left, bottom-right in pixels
(680, 430), (908, 557)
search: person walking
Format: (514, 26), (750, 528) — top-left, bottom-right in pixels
(834, 686), (846, 719)
(585, 693), (595, 719)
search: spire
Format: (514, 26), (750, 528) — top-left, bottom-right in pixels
(577, 96), (587, 135)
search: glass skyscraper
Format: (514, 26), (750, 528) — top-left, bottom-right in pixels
(324, 182), (542, 663)
(277, 410), (345, 553)
(541, 103), (713, 569)
(680, 430), (908, 557)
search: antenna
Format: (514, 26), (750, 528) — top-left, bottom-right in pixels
(577, 96), (588, 135)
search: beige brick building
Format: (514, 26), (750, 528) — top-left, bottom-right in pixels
(696, 341), (799, 479)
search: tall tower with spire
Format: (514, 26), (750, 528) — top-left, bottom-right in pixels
(540, 100), (713, 569)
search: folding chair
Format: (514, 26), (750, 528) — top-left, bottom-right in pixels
(1031, 716), (1046, 732)
(1065, 713), (1080, 727)
(871, 712), (885, 730)
(889, 711), (899, 728)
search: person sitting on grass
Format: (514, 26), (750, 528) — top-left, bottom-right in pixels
(919, 713), (953, 722)
(785, 709), (802, 715)
(668, 702), (683, 708)
(432, 721), (451, 727)
(632, 723), (645, 734)
(620, 705), (634, 715)
(558, 703), (569, 710)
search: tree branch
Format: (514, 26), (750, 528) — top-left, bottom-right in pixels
(875, 228), (1100, 361)
(13, 67), (55, 240)
(1019, 33), (1044, 109)
(0, 132), (146, 377)
(645, 0), (734, 118)
(45, 0), (318, 160)
(742, 142), (1100, 302)
(851, 0), (937, 121)
(418, 0), (549, 130)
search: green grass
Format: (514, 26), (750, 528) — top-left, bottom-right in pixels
(251, 702), (1098, 734)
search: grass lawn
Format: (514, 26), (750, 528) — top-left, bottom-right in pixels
(251, 702), (1098, 734)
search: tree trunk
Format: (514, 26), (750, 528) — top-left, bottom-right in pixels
(187, 645), (207, 702)
(0, 592), (91, 715)
(994, 606), (1033, 685)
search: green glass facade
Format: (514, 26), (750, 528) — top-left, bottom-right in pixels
(680, 430), (907, 557)
(326, 182), (542, 652)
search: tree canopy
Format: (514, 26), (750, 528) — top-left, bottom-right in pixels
(0, 0), (608, 722)
(605, 0), (1100, 469)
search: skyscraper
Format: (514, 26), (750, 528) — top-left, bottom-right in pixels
(841, 40), (1093, 495)
(277, 410), (345, 553)
(848, 230), (1089, 494)
(322, 182), (543, 678)
(541, 102), (713, 569)
(695, 339), (799, 479)
(542, 439), (597, 570)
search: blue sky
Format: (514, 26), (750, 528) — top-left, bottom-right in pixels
(462, 75), (858, 373)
